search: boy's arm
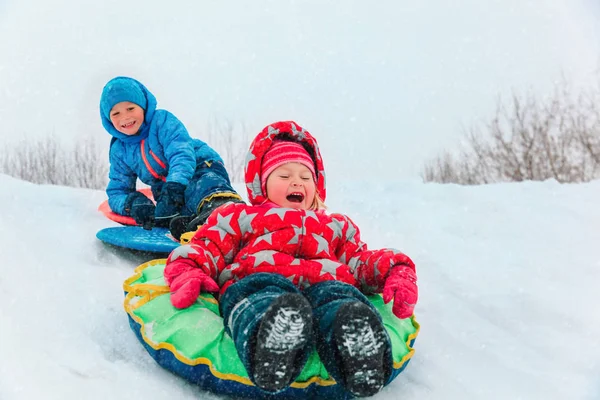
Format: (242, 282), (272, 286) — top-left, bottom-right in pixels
(106, 144), (138, 215)
(157, 111), (223, 186)
(333, 214), (416, 294)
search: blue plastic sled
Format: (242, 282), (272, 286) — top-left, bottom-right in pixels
(96, 226), (180, 254)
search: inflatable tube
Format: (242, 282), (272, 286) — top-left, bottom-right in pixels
(124, 260), (420, 399)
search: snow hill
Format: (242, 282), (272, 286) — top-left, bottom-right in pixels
(0, 175), (598, 399)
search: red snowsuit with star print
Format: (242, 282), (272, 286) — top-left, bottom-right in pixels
(165, 121), (416, 297)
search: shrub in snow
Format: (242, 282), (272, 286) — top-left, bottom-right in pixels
(422, 84), (600, 184)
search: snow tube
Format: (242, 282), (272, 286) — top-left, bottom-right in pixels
(96, 226), (179, 254)
(123, 259), (420, 399)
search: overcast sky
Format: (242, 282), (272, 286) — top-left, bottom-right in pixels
(0, 0), (598, 181)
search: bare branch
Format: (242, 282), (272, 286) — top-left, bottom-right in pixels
(422, 82), (600, 185)
(1, 136), (109, 189)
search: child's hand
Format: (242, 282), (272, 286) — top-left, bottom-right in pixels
(165, 259), (220, 309)
(129, 193), (156, 230)
(383, 265), (418, 319)
(155, 182), (186, 225)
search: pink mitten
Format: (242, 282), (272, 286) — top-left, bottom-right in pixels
(382, 265), (418, 319)
(164, 259), (220, 309)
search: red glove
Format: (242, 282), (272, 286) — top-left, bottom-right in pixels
(383, 265), (418, 319)
(164, 259), (220, 309)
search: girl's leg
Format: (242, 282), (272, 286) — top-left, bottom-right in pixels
(303, 281), (393, 397)
(220, 273), (313, 393)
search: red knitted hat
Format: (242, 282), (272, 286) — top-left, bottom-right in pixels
(260, 141), (316, 190)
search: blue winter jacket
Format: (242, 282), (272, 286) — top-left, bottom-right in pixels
(100, 78), (223, 215)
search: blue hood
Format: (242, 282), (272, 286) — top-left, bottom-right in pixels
(100, 77), (157, 143)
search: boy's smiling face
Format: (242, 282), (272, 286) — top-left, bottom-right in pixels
(109, 101), (145, 135)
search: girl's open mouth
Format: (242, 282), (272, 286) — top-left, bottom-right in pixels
(286, 192), (305, 203)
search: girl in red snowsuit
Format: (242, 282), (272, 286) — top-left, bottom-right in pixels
(163, 121), (418, 397)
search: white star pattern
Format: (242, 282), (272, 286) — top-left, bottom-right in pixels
(339, 252), (347, 264)
(253, 250), (277, 267)
(315, 259), (339, 278)
(253, 228), (274, 246)
(161, 164), (405, 299)
(348, 255), (361, 272)
(207, 212), (235, 240)
(170, 245), (200, 261)
(313, 143), (322, 161)
(264, 207), (293, 221)
(224, 248), (236, 264)
(238, 209), (258, 234)
(267, 126), (280, 138)
(246, 173), (263, 198)
(312, 233), (330, 256)
(204, 250), (221, 275)
(373, 258), (381, 278)
(287, 226), (303, 244)
(303, 210), (319, 223)
(244, 150), (256, 166)
(326, 220), (343, 241)
(345, 222), (357, 243)
(290, 122), (307, 140)
(218, 262), (242, 285)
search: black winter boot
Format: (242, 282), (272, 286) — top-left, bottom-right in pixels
(168, 215), (196, 241)
(333, 302), (391, 397)
(251, 293), (313, 393)
(169, 195), (244, 241)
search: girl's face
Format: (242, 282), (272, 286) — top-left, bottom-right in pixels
(265, 163), (316, 210)
(109, 101), (145, 135)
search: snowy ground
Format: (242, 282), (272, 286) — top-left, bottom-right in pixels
(0, 175), (600, 400)
(1, 175), (598, 399)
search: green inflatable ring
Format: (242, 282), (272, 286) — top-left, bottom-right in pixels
(123, 259), (419, 399)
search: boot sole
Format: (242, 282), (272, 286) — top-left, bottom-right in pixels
(333, 302), (389, 397)
(252, 293), (313, 392)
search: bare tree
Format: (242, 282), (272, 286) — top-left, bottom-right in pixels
(71, 137), (110, 189)
(1, 116), (250, 190)
(422, 84), (600, 184)
(203, 117), (250, 182)
(0, 136), (109, 189)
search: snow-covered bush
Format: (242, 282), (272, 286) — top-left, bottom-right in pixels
(203, 117), (250, 183)
(0, 117), (250, 189)
(0, 136), (109, 189)
(422, 84), (600, 184)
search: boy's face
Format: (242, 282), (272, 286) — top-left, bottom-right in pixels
(109, 101), (145, 135)
(265, 163), (316, 210)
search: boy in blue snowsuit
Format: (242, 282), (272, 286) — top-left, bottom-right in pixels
(100, 76), (242, 234)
